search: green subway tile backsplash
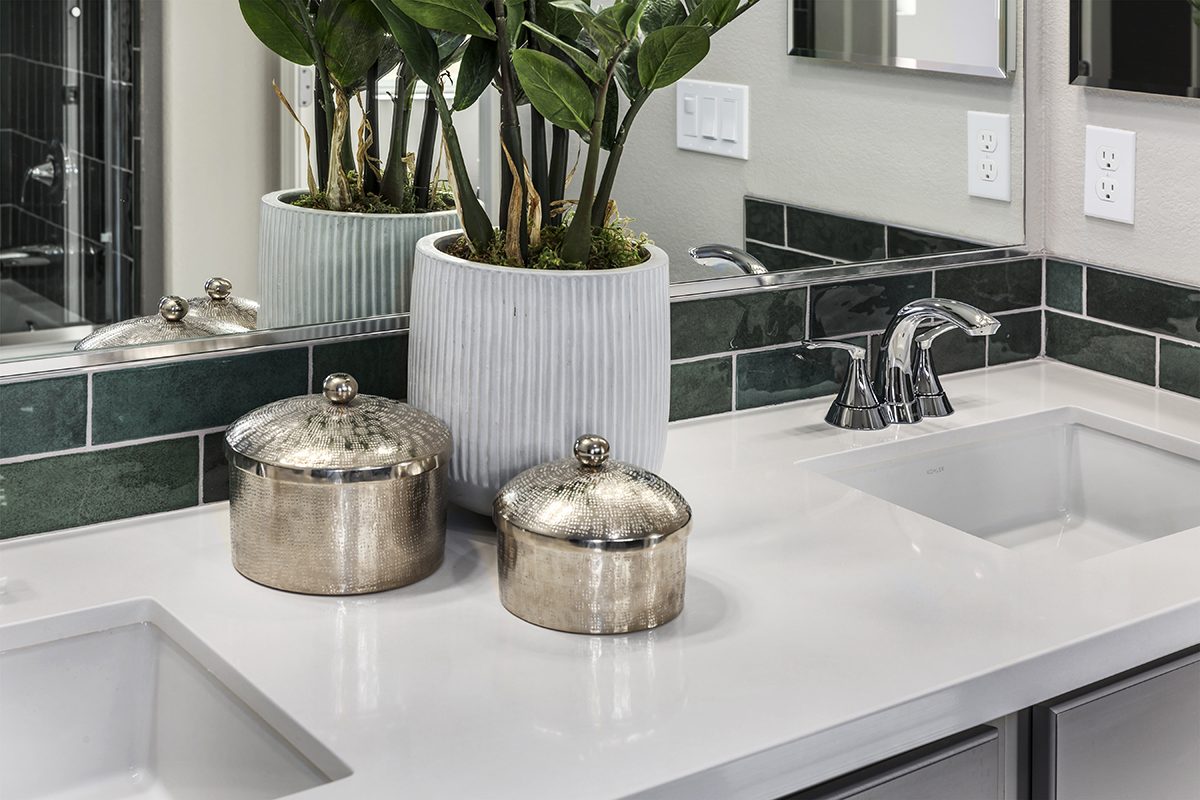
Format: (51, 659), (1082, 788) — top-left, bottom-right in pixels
(0, 375), (87, 459)
(203, 431), (230, 504)
(1046, 259), (1083, 313)
(929, 328), (987, 375)
(887, 229), (981, 258)
(312, 334), (408, 399)
(988, 310), (1042, 366)
(809, 272), (933, 338)
(670, 358), (733, 421)
(0, 438), (199, 539)
(1046, 312), (1156, 386)
(786, 206), (885, 262)
(745, 241), (833, 272)
(1160, 340), (1200, 399)
(744, 198), (786, 246)
(736, 342), (855, 411)
(934, 259), (1041, 313)
(92, 348), (308, 444)
(1087, 269), (1200, 344)
(670, 287), (807, 360)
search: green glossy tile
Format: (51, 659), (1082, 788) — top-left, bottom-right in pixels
(670, 287), (807, 360)
(810, 272), (933, 338)
(312, 334), (407, 400)
(1046, 259), (1083, 313)
(670, 358), (732, 421)
(745, 241), (833, 272)
(786, 207), (885, 262)
(1160, 340), (1200, 399)
(203, 431), (229, 503)
(744, 198), (785, 246)
(1087, 269), (1200, 344)
(928, 327), (987, 375)
(933, 259), (1041, 313)
(0, 438), (199, 539)
(92, 348), (308, 444)
(988, 310), (1042, 366)
(1046, 312), (1155, 385)
(0, 375), (87, 458)
(735, 338), (866, 411)
(887, 228), (981, 258)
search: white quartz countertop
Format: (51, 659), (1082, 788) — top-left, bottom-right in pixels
(3, 361), (1199, 799)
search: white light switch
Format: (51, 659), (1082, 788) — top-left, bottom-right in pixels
(677, 79), (749, 160)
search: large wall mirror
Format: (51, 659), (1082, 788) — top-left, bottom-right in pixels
(1, 0), (1025, 375)
(1070, 0), (1200, 97)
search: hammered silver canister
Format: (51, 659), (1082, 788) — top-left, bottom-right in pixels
(224, 374), (453, 595)
(493, 435), (692, 634)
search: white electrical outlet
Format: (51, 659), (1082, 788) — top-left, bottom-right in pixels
(1084, 125), (1135, 224)
(677, 79), (749, 160)
(967, 111), (1010, 201)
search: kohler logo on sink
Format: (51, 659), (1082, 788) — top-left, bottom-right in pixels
(927, 466), (945, 475)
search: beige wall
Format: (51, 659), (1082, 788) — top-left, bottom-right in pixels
(612, 2), (1026, 265)
(160, 0), (279, 302)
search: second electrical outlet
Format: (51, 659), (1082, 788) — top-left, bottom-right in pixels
(967, 111), (1011, 202)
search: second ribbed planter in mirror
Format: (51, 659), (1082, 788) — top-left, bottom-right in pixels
(257, 190), (459, 330)
(407, 232), (670, 515)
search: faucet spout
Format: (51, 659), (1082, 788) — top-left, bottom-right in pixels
(875, 298), (1000, 424)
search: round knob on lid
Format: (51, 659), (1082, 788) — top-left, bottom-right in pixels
(205, 277), (233, 301)
(322, 373), (359, 404)
(573, 434), (609, 467)
(159, 296), (189, 321)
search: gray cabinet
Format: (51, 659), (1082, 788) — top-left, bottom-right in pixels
(1031, 646), (1200, 800)
(785, 726), (1000, 800)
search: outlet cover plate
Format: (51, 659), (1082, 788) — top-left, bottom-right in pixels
(677, 79), (749, 160)
(1084, 125), (1135, 224)
(967, 111), (1011, 201)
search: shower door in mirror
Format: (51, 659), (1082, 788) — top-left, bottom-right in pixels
(1, 0), (139, 354)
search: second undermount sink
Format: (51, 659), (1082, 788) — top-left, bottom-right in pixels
(799, 407), (1200, 564)
(0, 599), (350, 800)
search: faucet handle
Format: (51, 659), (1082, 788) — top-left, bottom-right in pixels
(797, 340), (888, 431)
(913, 323), (958, 417)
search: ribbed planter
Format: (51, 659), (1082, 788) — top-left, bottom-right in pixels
(257, 190), (459, 329)
(408, 232), (670, 514)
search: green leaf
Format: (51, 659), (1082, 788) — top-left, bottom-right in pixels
(702, 0), (737, 27)
(452, 33), (498, 110)
(318, 0), (387, 88)
(598, 1), (635, 33)
(505, 0), (526, 45)
(433, 30), (468, 65)
(536, 0), (583, 39)
(624, 0), (649, 37)
(239, 0), (315, 65)
(637, 24), (708, 89)
(511, 49), (594, 133)
(600, 84), (618, 150)
(390, 0), (497, 39)
(581, 12), (626, 58)
(523, 21), (604, 83)
(549, 0), (596, 19)
(640, 0), (684, 33)
(614, 37), (642, 99)
(371, 0), (442, 84)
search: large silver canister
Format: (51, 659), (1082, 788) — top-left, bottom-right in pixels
(493, 435), (693, 634)
(224, 373), (452, 595)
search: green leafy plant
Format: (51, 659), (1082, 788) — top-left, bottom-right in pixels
(239, 0), (465, 213)
(372, 0), (760, 267)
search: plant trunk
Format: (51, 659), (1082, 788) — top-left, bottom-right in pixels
(530, 108), (549, 227)
(561, 79), (609, 265)
(591, 93), (648, 227)
(363, 62), (380, 196)
(429, 84), (493, 250)
(548, 125), (567, 221)
(495, 6), (528, 262)
(413, 90), (438, 211)
(314, 98), (330, 193)
(381, 67), (416, 208)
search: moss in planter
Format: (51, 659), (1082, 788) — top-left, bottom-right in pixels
(293, 174), (456, 215)
(445, 221), (652, 271)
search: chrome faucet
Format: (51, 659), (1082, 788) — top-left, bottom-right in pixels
(875, 298), (1000, 424)
(689, 244), (768, 275)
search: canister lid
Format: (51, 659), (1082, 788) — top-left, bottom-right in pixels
(74, 296), (249, 350)
(187, 277), (259, 330)
(493, 434), (692, 547)
(225, 373), (453, 481)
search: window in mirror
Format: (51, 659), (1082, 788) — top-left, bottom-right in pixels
(1070, 0), (1200, 97)
(789, 0), (1015, 79)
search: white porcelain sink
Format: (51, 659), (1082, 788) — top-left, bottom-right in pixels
(799, 407), (1200, 564)
(0, 599), (350, 800)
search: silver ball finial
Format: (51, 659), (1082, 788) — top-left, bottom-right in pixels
(205, 277), (233, 301)
(322, 373), (359, 404)
(159, 296), (189, 322)
(573, 434), (609, 467)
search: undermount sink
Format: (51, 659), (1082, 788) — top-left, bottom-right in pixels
(799, 407), (1200, 564)
(0, 599), (349, 800)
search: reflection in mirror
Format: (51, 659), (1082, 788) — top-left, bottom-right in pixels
(790, 0), (1016, 78)
(1070, 0), (1200, 97)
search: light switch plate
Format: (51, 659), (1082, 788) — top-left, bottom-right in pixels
(1084, 125), (1135, 224)
(967, 111), (1011, 201)
(677, 79), (749, 160)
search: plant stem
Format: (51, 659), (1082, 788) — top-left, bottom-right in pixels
(548, 124), (567, 220)
(413, 90), (438, 210)
(530, 107), (548, 225)
(430, 84), (493, 249)
(561, 75), (611, 265)
(590, 91), (649, 227)
(363, 61), (380, 196)
(291, 0), (336, 191)
(495, 5), (528, 261)
(381, 65), (415, 208)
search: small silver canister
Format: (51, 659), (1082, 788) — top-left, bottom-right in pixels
(493, 435), (692, 634)
(74, 296), (248, 350)
(225, 373), (452, 595)
(187, 277), (259, 330)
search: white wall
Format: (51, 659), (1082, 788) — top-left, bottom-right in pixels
(160, 0), (280, 302)
(611, 1), (1025, 265)
(1027, 3), (1200, 287)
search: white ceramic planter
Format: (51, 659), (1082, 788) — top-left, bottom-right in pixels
(257, 190), (459, 329)
(408, 232), (670, 514)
